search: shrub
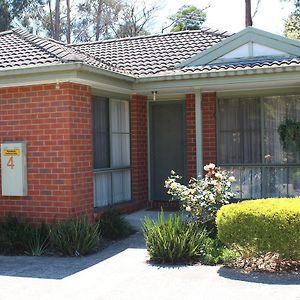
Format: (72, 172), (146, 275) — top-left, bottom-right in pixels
(143, 212), (209, 264)
(98, 209), (134, 240)
(202, 237), (238, 265)
(50, 217), (100, 256)
(0, 216), (32, 255)
(26, 223), (50, 256)
(0, 216), (50, 256)
(165, 164), (235, 223)
(216, 197), (300, 260)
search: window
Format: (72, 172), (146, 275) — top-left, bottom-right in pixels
(218, 95), (300, 199)
(93, 97), (131, 207)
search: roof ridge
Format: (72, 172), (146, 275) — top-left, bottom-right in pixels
(0, 29), (14, 36)
(71, 27), (232, 46)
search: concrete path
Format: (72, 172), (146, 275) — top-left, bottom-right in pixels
(0, 210), (299, 300)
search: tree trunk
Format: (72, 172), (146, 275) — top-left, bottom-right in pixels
(245, 0), (253, 27)
(48, 0), (55, 38)
(95, 0), (104, 41)
(66, 0), (71, 43)
(54, 0), (61, 40)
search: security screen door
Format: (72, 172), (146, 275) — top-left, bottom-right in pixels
(150, 102), (186, 200)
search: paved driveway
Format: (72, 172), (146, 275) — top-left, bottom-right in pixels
(0, 230), (299, 300)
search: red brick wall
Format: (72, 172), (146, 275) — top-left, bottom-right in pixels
(130, 95), (148, 207)
(0, 83), (93, 223)
(202, 92), (217, 166)
(186, 94), (197, 179)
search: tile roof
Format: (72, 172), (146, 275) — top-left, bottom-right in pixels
(0, 28), (127, 74)
(72, 29), (230, 77)
(1, 28), (300, 79)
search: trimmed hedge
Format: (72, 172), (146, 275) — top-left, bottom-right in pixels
(216, 197), (300, 259)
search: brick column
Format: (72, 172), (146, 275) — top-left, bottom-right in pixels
(202, 92), (217, 167)
(130, 95), (148, 206)
(0, 83), (93, 223)
(186, 94), (197, 179)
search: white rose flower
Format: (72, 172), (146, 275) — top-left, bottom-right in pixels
(215, 172), (223, 179)
(208, 163), (215, 169)
(170, 182), (177, 189)
(185, 205), (191, 212)
(228, 176), (236, 183)
(204, 165), (210, 171)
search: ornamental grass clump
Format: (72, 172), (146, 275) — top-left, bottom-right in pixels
(50, 217), (101, 256)
(143, 212), (209, 264)
(165, 163), (235, 224)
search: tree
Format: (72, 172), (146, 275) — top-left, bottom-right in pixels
(283, 0), (300, 39)
(168, 5), (206, 32)
(0, 0), (44, 32)
(112, 0), (160, 38)
(74, 0), (123, 42)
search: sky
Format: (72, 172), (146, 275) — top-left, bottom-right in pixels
(149, 0), (295, 35)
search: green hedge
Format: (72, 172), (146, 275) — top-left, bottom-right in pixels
(216, 197), (300, 259)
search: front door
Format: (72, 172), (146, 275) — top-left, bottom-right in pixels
(150, 101), (186, 200)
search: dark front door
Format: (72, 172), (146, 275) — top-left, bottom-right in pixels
(150, 101), (186, 200)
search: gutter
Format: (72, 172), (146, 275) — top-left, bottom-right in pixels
(0, 62), (135, 82)
(136, 65), (300, 83)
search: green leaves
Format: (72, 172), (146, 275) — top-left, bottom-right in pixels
(143, 212), (209, 264)
(216, 197), (300, 260)
(98, 209), (135, 240)
(169, 5), (207, 32)
(50, 217), (101, 256)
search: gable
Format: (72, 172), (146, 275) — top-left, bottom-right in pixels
(179, 27), (300, 67)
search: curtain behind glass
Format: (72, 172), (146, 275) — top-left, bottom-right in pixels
(219, 98), (261, 164)
(93, 97), (109, 169)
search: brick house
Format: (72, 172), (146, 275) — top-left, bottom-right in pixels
(1, 27), (300, 222)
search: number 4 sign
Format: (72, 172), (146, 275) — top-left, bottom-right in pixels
(1, 142), (27, 196)
(7, 156), (15, 170)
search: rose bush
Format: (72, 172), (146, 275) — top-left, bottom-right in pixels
(165, 163), (235, 223)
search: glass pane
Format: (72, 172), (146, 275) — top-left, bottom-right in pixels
(218, 98), (261, 164)
(263, 167), (287, 198)
(94, 172), (111, 207)
(112, 170), (131, 204)
(111, 134), (130, 167)
(93, 97), (109, 169)
(288, 167), (300, 197)
(263, 96), (287, 164)
(110, 100), (129, 133)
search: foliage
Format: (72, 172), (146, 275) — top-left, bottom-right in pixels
(0, 216), (49, 256)
(0, 0), (44, 32)
(278, 119), (300, 151)
(169, 5), (206, 32)
(50, 217), (101, 256)
(0, 215), (32, 254)
(98, 209), (134, 240)
(283, 0), (300, 39)
(202, 236), (238, 265)
(25, 223), (49, 256)
(1, 0), (160, 42)
(112, 0), (160, 38)
(143, 212), (209, 264)
(165, 164), (235, 223)
(216, 197), (300, 260)
(284, 13), (300, 39)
